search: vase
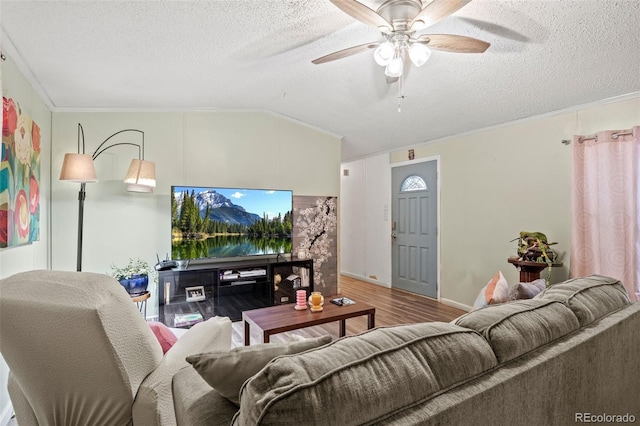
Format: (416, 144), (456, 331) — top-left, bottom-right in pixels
(118, 274), (149, 296)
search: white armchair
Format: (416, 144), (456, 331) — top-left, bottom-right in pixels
(0, 270), (232, 426)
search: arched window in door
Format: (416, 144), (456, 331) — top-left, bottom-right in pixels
(400, 175), (427, 192)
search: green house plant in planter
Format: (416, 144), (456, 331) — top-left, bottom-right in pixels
(110, 258), (157, 296)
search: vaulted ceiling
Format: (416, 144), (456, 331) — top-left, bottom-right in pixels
(2, 0), (639, 160)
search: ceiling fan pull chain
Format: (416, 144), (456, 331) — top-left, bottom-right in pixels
(398, 75), (405, 113)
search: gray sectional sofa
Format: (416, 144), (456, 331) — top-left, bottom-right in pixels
(173, 275), (640, 425)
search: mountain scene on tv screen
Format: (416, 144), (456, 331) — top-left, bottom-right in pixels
(171, 188), (293, 259)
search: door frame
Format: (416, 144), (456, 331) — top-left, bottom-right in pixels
(389, 155), (441, 300)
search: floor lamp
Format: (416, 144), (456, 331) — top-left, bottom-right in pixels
(59, 123), (157, 272)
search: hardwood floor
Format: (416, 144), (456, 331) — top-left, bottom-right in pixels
(232, 275), (467, 347)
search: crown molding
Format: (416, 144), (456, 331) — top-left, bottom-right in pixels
(1, 27), (56, 110)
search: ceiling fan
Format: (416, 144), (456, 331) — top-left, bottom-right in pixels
(312, 0), (490, 82)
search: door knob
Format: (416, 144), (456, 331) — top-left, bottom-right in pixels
(391, 233), (397, 239)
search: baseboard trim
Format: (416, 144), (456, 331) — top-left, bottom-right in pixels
(440, 298), (471, 313)
(340, 271), (391, 288)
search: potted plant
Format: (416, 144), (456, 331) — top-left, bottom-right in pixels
(110, 258), (157, 296)
(509, 231), (560, 286)
(512, 231), (558, 265)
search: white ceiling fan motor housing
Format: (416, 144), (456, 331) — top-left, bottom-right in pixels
(377, 0), (425, 34)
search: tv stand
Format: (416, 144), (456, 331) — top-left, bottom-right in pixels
(158, 258), (313, 326)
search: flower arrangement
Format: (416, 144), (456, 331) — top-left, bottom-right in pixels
(110, 258), (157, 282)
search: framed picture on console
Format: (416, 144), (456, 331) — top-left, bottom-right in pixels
(185, 286), (205, 302)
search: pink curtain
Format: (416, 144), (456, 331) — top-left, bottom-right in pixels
(571, 126), (640, 301)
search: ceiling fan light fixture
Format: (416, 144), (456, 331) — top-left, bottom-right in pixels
(373, 42), (395, 66)
(409, 43), (431, 67)
(385, 56), (404, 78)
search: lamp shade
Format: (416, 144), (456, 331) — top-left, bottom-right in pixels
(373, 42), (395, 66)
(385, 56), (404, 77)
(59, 153), (98, 183)
(127, 184), (154, 193)
(409, 43), (431, 67)
(124, 159), (156, 188)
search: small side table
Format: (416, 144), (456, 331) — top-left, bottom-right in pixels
(507, 257), (563, 282)
(131, 291), (150, 318)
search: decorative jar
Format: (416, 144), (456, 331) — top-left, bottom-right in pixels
(308, 291), (324, 312)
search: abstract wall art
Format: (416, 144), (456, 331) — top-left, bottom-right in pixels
(1, 96), (41, 248)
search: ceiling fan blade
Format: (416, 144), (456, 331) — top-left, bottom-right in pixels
(410, 0), (471, 29)
(330, 0), (392, 32)
(312, 42), (380, 64)
(416, 34), (490, 53)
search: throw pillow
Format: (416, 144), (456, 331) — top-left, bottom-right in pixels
(508, 278), (546, 300)
(148, 321), (178, 353)
(187, 335), (332, 406)
(472, 270), (510, 310)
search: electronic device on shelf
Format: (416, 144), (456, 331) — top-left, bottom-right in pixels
(155, 253), (178, 271)
(221, 270), (240, 280)
(239, 269), (267, 278)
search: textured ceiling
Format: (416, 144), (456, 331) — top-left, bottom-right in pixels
(1, 0), (639, 160)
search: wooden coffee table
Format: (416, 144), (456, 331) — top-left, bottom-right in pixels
(242, 299), (376, 345)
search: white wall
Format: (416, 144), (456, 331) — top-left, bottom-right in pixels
(341, 154), (392, 286)
(340, 160), (366, 279)
(0, 55), (52, 426)
(342, 95), (640, 308)
(51, 111), (341, 318)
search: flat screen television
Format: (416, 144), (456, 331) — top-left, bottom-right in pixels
(171, 186), (293, 260)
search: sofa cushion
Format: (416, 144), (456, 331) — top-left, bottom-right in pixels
(172, 366), (239, 426)
(187, 335), (331, 406)
(454, 299), (580, 363)
(508, 278), (546, 300)
(232, 322), (497, 426)
(472, 270), (510, 310)
(535, 275), (630, 326)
